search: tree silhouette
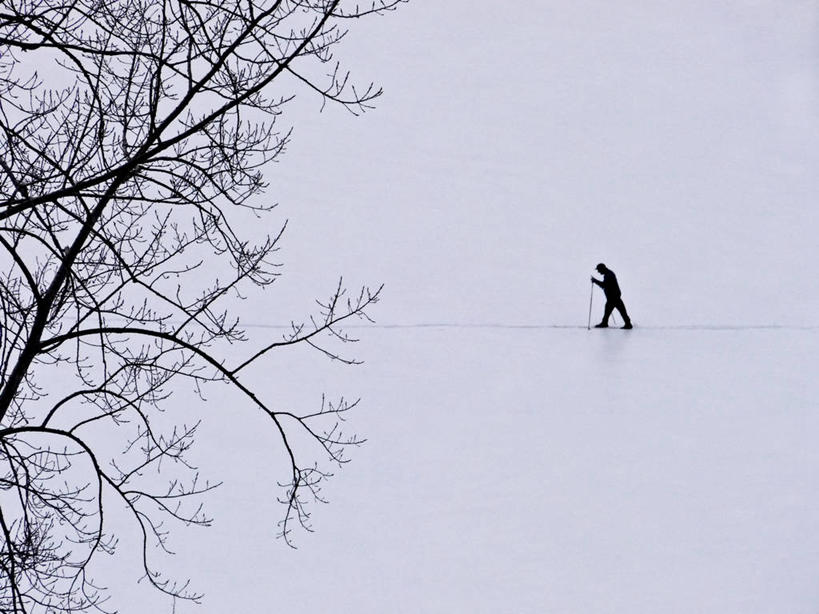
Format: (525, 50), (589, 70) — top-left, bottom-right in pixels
(0, 0), (401, 610)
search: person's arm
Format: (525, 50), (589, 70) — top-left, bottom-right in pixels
(591, 276), (603, 288)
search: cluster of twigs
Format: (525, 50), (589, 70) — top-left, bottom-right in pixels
(0, 0), (402, 610)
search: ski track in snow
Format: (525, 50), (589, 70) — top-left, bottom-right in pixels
(233, 322), (819, 331)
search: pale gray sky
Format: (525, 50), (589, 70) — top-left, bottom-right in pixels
(270, 1), (819, 328)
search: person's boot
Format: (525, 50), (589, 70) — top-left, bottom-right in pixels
(594, 322), (608, 328)
(621, 321), (633, 329)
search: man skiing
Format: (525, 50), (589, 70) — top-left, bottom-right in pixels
(591, 263), (633, 329)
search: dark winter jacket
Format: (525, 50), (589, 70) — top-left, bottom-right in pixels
(593, 270), (621, 300)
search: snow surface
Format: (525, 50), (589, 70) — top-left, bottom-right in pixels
(100, 325), (819, 614)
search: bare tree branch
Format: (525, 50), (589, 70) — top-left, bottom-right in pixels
(0, 0), (403, 609)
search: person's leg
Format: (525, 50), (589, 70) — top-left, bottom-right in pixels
(598, 300), (614, 327)
(615, 298), (632, 327)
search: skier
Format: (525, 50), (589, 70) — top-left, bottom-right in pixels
(591, 263), (632, 329)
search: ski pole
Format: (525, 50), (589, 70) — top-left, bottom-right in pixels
(587, 280), (594, 330)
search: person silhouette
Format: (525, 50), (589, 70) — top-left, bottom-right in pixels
(591, 263), (632, 329)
